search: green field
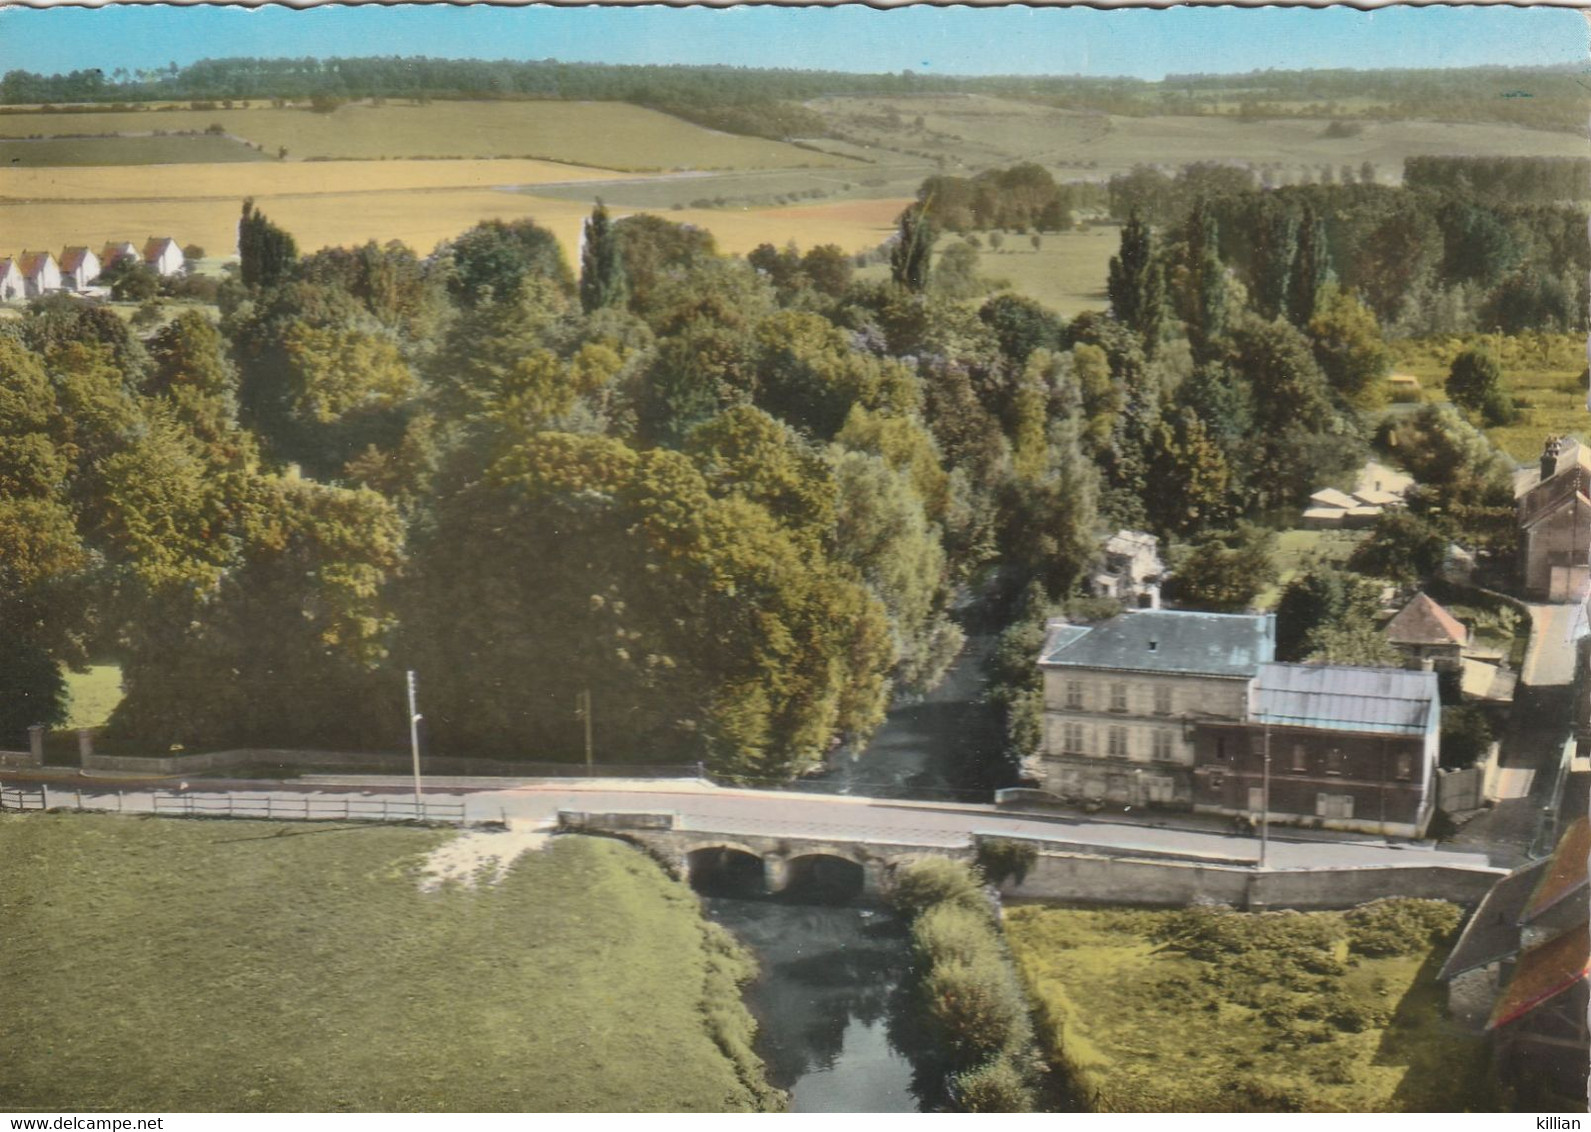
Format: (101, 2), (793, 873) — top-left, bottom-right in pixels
(1389, 334), (1585, 464)
(808, 94), (1589, 182)
(62, 664), (123, 729)
(857, 226), (1119, 319)
(0, 134), (269, 166)
(1006, 904), (1498, 1113)
(0, 102), (857, 172)
(0, 815), (775, 1112)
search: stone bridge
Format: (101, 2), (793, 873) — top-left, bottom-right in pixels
(557, 809), (965, 899)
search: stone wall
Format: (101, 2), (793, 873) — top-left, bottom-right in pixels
(998, 846), (1505, 911)
(1437, 765), (1484, 813)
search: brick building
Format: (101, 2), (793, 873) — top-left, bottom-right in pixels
(1035, 609), (1275, 808)
(1190, 663), (1441, 838)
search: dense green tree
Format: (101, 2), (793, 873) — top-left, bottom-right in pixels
(1445, 346), (1514, 426)
(1106, 213), (1164, 351)
(1348, 510), (1449, 584)
(1145, 408), (1233, 538)
(443, 218), (574, 308)
(891, 202), (938, 293)
(579, 200), (630, 314)
(402, 432), (892, 777)
(612, 214), (719, 315)
(1274, 564), (1387, 662)
(978, 293), (1065, 367)
(1166, 526), (1277, 613)
(997, 418), (1101, 600)
(1306, 285), (1389, 409)
(1286, 204), (1331, 326)
(238, 198), (299, 291)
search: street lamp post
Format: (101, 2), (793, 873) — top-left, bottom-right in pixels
(1260, 719), (1271, 868)
(407, 670), (424, 817)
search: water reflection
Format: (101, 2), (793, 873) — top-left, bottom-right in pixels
(704, 899), (933, 1113)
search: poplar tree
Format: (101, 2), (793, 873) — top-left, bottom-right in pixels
(1106, 213), (1164, 353)
(579, 200), (629, 313)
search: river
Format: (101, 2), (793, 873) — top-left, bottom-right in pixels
(698, 623), (1012, 1112)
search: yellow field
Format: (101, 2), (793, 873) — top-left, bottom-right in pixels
(0, 101), (856, 172)
(0, 158), (637, 202)
(2, 178), (908, 264)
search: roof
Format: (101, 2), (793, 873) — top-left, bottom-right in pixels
(1309, 487), (1359, 510)
(1488, 921), (1591, 1030)
(17, 251), (53, 276)
(1354, 461), (1414, 498)
(1439, 859), (1551, 980)
(0, 257), (16, 276)
(58, 246), (96, 273)
(144, 236), (180, 260)
(1384, 592), (1468, 648)
(1521, 816), (1590, 923)
(1038, 610), (1274, 679)
(1354, 488), (1403, 507)
(1250, 662), (1438, 735)
(1516, 438), (1591, 499)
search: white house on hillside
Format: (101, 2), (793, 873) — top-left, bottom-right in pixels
(0, 257), (24, 301)
(100, 240), (139, 269)
(143, 237), (185, 277)
(18, 251), (60, 297)
(58, 246), (101, 292)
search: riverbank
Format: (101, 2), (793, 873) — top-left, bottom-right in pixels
(0, 814), (778, 1112)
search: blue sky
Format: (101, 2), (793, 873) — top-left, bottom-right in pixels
(0, 4), (1585, 81)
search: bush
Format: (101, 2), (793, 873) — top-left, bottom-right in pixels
(923, 952), (1033, 1061)
(950, 1055), (1036, 1113)
(888, 858), (987, 920)
(975, 838), (1038, 887)
(1441, 705), (1494, 769)
(913, 903), (999, 969)
(1345, 899), (1462, 957)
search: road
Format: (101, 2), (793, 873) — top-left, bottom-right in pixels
(1449, 600), (1586, 866)
(16, 776), (1499, 875)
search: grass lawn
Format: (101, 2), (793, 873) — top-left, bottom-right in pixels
(0, 815), (774, 1112)
(61, 664), (123, 729)
(1389, 334), (1585, 464)
(1254, 528), (1366, 611)
(1005, 904), (1500, 1113)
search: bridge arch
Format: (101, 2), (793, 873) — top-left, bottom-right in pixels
(684, 844), (768, 897)
(777, 852), (866, 904)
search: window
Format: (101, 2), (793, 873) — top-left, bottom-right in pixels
(1316, 793), (1355, 820)
(1152, 730), (1174, 762)
(1110, 683), (1128, 713)
(1065, 680), (1084, 710)
(1108, 726), (1129, 758)
(1215, 736), (1227, 761)
(1062, 722), (1085, 754)
(1146, 776), (1176, 804)
(1325, 748), (1346, 776)
(1291, 744), (1308, 773)
(1153, 685), (1173, 716)
(1395, 753), (1413, 781)
(1247, 786), (1265, 812)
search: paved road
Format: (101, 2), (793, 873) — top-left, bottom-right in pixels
(1520, 602), (1587, 687)
(14, 777), (1500, 875)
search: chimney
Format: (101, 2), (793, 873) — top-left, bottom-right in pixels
(1542, 436), (1563, 480)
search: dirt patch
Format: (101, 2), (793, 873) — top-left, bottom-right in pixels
(418, 823), (552, 892)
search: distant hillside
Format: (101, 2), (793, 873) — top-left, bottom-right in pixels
(3, 57), (1583, 136)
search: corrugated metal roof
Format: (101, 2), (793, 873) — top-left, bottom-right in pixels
(1038, 610), (1274, 678)
(1251, 662), (1437, 735)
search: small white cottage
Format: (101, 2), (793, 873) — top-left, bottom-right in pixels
(18, 251), (61, 297)
(143, 237), (185, 277)
(0, 257), (24, 302)
(58, 246), (102, 292)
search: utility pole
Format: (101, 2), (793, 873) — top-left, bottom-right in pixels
(407, 670), (424, 816)
(579, 688), (594, 773)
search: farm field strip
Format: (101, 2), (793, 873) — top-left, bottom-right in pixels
(1, 190), (911, 266)
(0, 101), (861, 171)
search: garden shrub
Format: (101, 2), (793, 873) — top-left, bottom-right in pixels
(1345, 899), (1462, 957)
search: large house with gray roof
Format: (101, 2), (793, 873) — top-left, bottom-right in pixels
(1034, 609), (1276, 808)
(1190, 662), (1441, 838)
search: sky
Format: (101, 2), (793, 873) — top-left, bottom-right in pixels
(0, 4), (1585, 81)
